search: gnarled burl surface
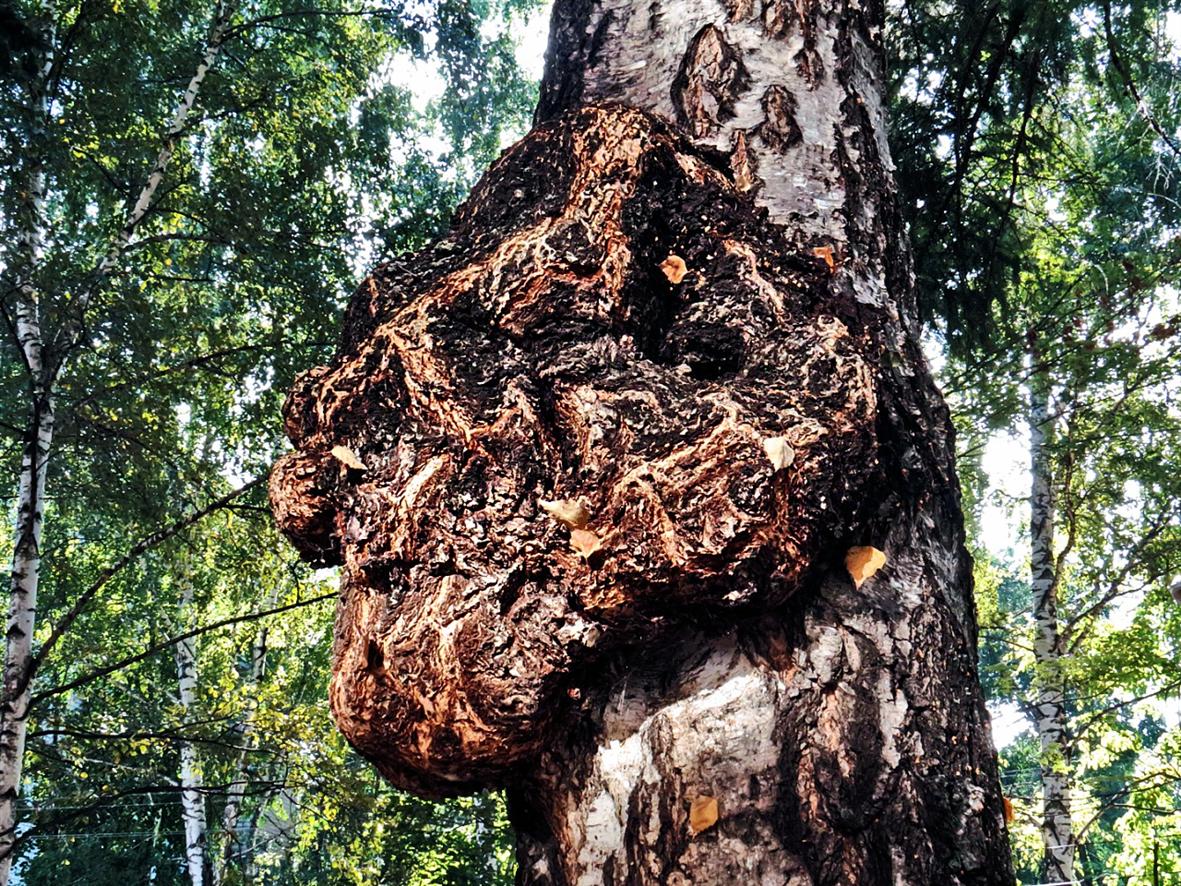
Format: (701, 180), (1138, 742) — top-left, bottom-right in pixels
(271, 104), (885, 795)
(272, 0), (1015, 880)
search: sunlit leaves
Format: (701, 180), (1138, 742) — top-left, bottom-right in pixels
(2, 0), (535, 881)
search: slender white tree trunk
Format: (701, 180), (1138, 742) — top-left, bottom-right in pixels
(0, 7), (56, 880)
(1029, 366), (1074, 882)
(214, 594), (273, 886)
(176, 578), (210, 886)
(0, 7), (237, 882)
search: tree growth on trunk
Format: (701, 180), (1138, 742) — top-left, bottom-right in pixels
(270, 0), (1015, 881)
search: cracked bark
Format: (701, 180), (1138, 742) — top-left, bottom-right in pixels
(270, 0), (1013, 882)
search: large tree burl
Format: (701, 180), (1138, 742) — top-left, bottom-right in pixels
(269, 105), (889, 797)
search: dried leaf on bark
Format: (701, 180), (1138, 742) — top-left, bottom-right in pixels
(812, 245), (835, 270)
(688, 796), (719, 835)
(763, 436), (795, 471)
(569, 529), (602, 558)
(540, 498), (591, 529)
(330, 445), (367, 471)
(660, 254), (688, 283)
(845, 545), (886, 588)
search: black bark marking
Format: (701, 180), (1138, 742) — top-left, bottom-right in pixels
(762, 0), (825, 86)
(755, 84), (803, 152)
(729, 129), (762, 192)
(671, 25), (751, 137)
(724, 0), (757, 21)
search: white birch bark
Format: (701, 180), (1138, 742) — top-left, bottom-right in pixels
(507, 0), (1016, 879)
(1029, 369), (1075, 882)
(0, 7), (56, 881)
(176, 577), (210, 886)
(0, 6), (237, 883)
(214, 593), (273, 886)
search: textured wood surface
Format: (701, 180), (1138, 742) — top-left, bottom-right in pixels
(270, 0), (1015, 880)
(271, 104), (887, 795)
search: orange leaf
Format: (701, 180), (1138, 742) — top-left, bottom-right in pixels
(331, 445), (367, 471)
(539, 498), (591, 529)
(845, 546), (886, 589)
(688, 796), (719, 835)
(569, 528), (602, 558)
(660, 254), (688, 284)
(812, 245), (835, 271)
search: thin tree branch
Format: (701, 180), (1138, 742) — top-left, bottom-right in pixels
(18, 478), (265, 701)
(31, 589), (335, 705)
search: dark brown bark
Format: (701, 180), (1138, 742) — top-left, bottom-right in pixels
(272, 104), (883, 793)
(269, 0), (1014, 881)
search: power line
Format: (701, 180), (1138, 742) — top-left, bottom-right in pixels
(22, 831), (185, 839)
(16, 800), (182, 811)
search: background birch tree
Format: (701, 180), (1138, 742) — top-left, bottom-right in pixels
(889, 0), (1181, 879)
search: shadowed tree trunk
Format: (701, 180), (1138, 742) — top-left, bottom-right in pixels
(269, 0), (1014, 882)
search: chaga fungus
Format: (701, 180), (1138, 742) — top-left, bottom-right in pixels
(268, 105), (889, 797)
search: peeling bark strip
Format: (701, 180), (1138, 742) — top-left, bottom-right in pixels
(271, 0), (1013, 881)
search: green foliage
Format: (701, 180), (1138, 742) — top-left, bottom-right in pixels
(892, 1), (1181, 879)
(2, 0), (537, 881)
(887, 0), (1181, 355)
(5, 0), (1181, 881)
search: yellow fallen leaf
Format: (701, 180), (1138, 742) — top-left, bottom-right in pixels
(569, 528), (602, 558)
(688, 796), (718, 835)
(660, 254), (688, 284)
(845, 546), (887, 588)
(539, 498), (590, 529)
(762, 436), (795, 471)
(331, 445), (367, 471)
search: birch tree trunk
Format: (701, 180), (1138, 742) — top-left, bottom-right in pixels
(1028, 367), (1074, 882)
(215, 596), (273, 886)
(270, 0), (1014, 881)
(0, 6), (236, 882)
(176, 577), (211, 886)
(507, 3), (1013, 881)
(0, 7), (56, 880)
